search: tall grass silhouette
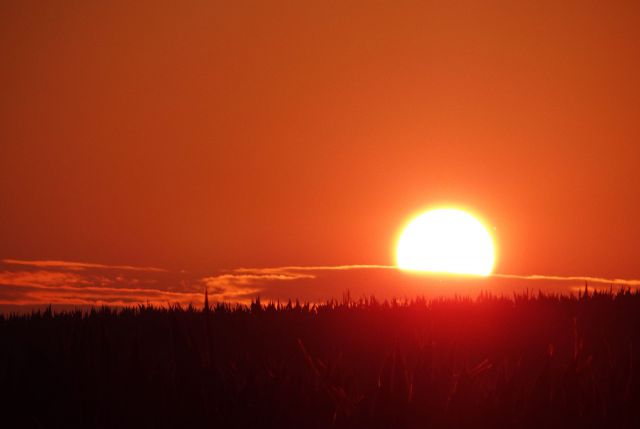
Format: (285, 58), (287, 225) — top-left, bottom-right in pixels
(1, 288), (639, 428)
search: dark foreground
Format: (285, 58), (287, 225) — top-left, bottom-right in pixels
(2, 290), (640, 428)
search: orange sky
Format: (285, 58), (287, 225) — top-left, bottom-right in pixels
(2, 0), (640, 291)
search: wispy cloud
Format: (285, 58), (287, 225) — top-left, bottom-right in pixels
(2, 258), (640, 311)
(232, 264), (394, 274)
(493, 273), (640, 287)
(2, 259), (167, 272)
(0, 281), (202, 307)
(230, 265), (640, 286)
(0, 270), (103, 288)
(0, 261), (195, 310)
(201, 272), (316, 302)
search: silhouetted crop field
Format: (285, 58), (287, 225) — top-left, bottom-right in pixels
(2, 289), (640, 428)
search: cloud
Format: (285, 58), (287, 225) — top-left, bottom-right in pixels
(0, 262), (197, 311)
(493, 273), (640, 287)
(201, 272), (316, 303)
(0, 270), (103, 288)
(2, 259), (640, 312)
(0, 281), (202, 307)
(199, 266), (394, 303)
(232, 264), (394, 274)
(210, 265), (640, 302)
(233, 265), (640, 287)
(1, 259), (167, 272)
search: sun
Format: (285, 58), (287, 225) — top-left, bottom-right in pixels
(396, 208), (495, 276)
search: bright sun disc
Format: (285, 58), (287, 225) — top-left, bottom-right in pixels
(396, 208), (495, 276)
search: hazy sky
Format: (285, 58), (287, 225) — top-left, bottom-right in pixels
(2, 0), (640, 295)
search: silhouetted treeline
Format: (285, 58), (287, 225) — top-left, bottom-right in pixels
(2, 289), (640, 428)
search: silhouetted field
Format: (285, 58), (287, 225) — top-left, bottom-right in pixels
(2, 289), (640, 428)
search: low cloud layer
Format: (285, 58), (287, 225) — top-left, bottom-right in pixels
(1, 259), (639, 312)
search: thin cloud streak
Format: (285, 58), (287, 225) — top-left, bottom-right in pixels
(0, 282), (200, 299)
(232, 265), (640, 286)
(233, 264), (394, 273)
(0, 270), (202, 307)
(205, 273), (316, 285)
(493, 273), (640, 287)
(2, 259), (168, 272)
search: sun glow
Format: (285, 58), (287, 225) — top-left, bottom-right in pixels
(396, 208), (495, 276)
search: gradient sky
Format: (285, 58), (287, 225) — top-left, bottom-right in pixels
(2, 0), (640, 305)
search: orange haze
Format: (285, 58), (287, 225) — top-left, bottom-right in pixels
(2, 1), (640, 287)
